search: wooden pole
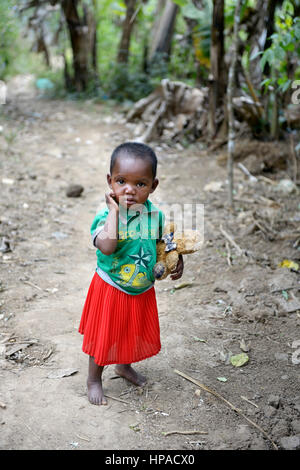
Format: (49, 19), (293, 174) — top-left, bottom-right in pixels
(227, 0), (243, 209)
(209, 0), (225, 138)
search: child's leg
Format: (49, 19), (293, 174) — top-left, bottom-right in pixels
(87, 356), (107, 405)
(115, 364), (147, 387)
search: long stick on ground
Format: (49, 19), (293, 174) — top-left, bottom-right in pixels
(174, 369), (278, 450)
(163, 430), (208, 437)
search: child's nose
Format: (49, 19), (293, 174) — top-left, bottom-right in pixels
(124, 184), (135, 194)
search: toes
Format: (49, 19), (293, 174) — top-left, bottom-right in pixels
(102, 396), (108, 405)
(87, 382), (107, 405)
(89, 394), (107, 406)
(88, 393), (99, 405)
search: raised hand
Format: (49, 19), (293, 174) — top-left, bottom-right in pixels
(105, 191), (119, 212)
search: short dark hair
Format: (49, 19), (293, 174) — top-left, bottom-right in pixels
(110, 142), (157, 179)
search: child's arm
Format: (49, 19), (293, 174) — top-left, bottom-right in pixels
(94, 192), (119, 255)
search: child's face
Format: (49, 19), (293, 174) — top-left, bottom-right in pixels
(107, 155), (158, 209)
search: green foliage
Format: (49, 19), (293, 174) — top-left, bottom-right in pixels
(182, 0), (212, 21)
(0, 1), (62, 82)
(253, 0), (300, 136)
(182, 0), (212, 75)
(103, 63), (154, 102)
(224, 0), (255, 28)
(0, 1), (22, 79)
(259, 1), (300, 94)
(172, 0), (188, 7)
(1, 0), (298, 118)
(95, 0), (199, 99)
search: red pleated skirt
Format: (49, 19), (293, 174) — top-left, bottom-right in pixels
(78, 272), (161, 366)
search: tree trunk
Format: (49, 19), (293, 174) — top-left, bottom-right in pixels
(148, 0), (166, 60)
(37, 35), (51, 67)
(227, 0), (243, 209)
(246, 0), (282, 88)
(208, 0), (226, 138)
(61, 0), (96, 92)
(117, 0), (137, 64)
(148, 0), (178, 63)
(264, 0), (282, 51)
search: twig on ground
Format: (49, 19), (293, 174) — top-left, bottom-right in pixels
(225, 241), (232, 266)
(104, 394), (129, 404)
(251, 216), (276, 241)
(174, 369), (278, 450)
(219, 225), (246, 257)
(22, 280), (44, 291)
(237, 162), (258, 183)
(76, 434), (90, 442)
(240, 395), (259, 408)
(276, 231), (300, 241)
(257, 175), (277, 185)
(23, 422), (49, 448)
(163, 430), (208, 437)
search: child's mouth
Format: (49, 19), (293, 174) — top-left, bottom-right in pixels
(118, 196), (138, 207)
(125, 198), (136, 205)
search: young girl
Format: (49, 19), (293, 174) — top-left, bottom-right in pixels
(79, 142), (184, 405)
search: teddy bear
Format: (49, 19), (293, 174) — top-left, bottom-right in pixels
(153, 222), (203, 280)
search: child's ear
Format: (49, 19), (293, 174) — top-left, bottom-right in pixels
(150, 178), (159, 193)
(107, 174), (112, 188)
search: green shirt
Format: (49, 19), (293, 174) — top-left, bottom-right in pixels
(91, 199), (165, 295)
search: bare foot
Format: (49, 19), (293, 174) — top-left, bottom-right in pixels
(115, 364), (147, 387)
(87, 357), (107, 405)
(87, 380), (108, 406)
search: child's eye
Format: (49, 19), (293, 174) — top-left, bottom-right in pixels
(137, 182), (146, 187)
(117, 179), (125, 185)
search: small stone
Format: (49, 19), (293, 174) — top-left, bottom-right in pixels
(279, 435), (300, 450)
(66, 184), (84, 198)
(264, 405), (277, 418)
(0, 238), (11, 253)
(250, 436), (268, 450)
(272, 419), (289, 438)
(230, 424), (253, 449)
(267, 395), (281, 409)
(291, 420), (300, 434)
(274, 352), (289, 363)
(236, 424), (251, 440)
(51, 231), (68, 240)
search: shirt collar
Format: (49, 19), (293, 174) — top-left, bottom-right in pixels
(119, 200), (148, 226)
(120, 199), (161, 226)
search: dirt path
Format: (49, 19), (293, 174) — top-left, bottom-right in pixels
(0, 76), (300, 451)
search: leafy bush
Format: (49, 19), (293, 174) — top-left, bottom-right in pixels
(103, 63), (154, 102)
(0, 1), (22, 80)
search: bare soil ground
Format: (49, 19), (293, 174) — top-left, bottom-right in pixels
(0, 75), (300, 451)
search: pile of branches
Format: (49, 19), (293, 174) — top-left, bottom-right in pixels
(126, 78), (209, 144)
(125, 78), (269, 145)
